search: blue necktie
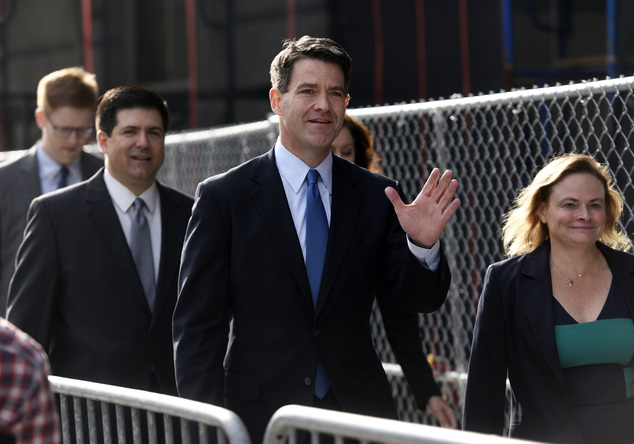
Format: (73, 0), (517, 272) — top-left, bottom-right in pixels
(305, 169), (330, 398)
(130, 198), (156, 312)
(57, 166), (69, 189)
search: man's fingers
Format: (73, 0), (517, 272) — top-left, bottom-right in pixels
(442, 197), (461, 220)
(420, 168), (440, 196)
(438, 178), (459, 210)
(430, 170), (455, 202)
(384, 186), (403, 209)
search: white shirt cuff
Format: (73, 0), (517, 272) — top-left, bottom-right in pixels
(407, 236), (441, 271)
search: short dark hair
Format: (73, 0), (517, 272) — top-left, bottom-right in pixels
(96, 85), (169, 136)
(270, 35), (352, 94)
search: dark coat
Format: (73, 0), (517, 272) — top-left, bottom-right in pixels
(7, 169), (193, 395)
(0, 146), (103, 313)
(174, 149), (451, 442)
(463, 241), (634, 443)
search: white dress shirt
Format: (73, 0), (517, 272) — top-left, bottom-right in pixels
(36, 142), (83, 194)
(273, 140), (440, 270)
(103, 169), (162, 280)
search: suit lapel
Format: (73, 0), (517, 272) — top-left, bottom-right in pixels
(19, 147), (43, 200)
(600, 243), (634, 318)
(152, 184), (184, 322)
(520, 242), (567, 386)
(85, 172), (150, 313)
(250, 150), (314, 310)
(316, 158), (361, 313)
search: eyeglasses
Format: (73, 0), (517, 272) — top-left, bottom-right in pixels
(45, 111), (94, 139)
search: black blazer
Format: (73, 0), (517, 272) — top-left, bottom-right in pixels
(462, 241), (634, 443)
(374, 292), (441, 409)
(7, 169), (193, 395)
(0, 146), (103, 314)
(174, 149), (451, 443)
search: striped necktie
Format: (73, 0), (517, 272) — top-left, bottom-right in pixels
(130, 198), (156, 312)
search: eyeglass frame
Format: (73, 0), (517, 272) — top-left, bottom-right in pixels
(44, 110), (95, 140)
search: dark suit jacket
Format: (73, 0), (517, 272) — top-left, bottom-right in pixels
(7, 169), (193, 395)
(462, 241), (634, 443)
(374, 294), (441, 409)
(173, 149), (451, 442)
(0, 145), (103, 314)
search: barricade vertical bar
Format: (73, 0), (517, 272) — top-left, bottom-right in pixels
(199, 423), (210, 444)
(215, 426), (225, 444)
(180, 418), (190, 444)
(101, 400), (112, 444)
(115, 405), (126, 444)
(131, 407), (142, 443)
(147, 411), (157, 443)
(86, 399), (98, 443)
(73, 397), (84, 444)
(58, 394), (71, 444)
(163, 415), (174, 444)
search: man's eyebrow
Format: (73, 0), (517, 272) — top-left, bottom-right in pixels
(294, 82), (345, 92)
(120, 124), (164, 132)
(294, 82), (318, 90)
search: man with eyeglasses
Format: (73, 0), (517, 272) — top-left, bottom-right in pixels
(0, 67), (103, 315)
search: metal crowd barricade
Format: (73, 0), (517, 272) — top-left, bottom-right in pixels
(262, 404), (544, 444)
(49, 376), (251, 444)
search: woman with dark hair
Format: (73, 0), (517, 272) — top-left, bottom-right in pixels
(331, 114), (380, 172)
(331, 113), (458, 429)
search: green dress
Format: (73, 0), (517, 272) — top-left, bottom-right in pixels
(555, 281), (634, 444)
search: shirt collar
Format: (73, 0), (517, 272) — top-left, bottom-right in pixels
(103, 168), (159, 214)
(274, 139), (333, 195)
(36, 141), (82, 179)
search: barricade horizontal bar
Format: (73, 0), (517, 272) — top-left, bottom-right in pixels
(49, 376), (251, 444)
(263, 404), (544, 444)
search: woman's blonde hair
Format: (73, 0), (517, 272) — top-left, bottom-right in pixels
(502, 153), (631, 257)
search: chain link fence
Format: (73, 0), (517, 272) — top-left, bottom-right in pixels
(159, 76), (634, 426)
(1, 76), (630, 431)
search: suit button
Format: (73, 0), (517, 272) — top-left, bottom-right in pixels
(304, 377), (312, 386)
(313, 328), (320, 336)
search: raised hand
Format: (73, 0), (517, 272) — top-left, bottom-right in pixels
(385, 168), (460, 248)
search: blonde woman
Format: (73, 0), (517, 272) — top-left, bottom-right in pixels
(463, 153), (634, 443)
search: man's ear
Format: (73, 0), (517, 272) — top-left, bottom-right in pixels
(96, 130), (109, 155)
(269, 89), (283, 116)
(34, 108), (46, 130)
